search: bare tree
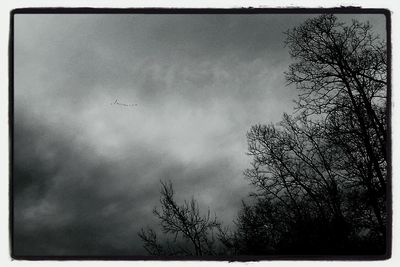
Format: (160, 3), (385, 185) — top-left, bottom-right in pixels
(138, 181), (221, 256)
(244, 113), (351, 251)
(233, 14), (388, 255)
(285, 14), (387, 235)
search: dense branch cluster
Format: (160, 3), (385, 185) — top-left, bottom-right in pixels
(138, 181), (221, 256)
(237, 14), (388, 254)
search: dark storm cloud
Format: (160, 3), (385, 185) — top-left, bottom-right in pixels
(13, 111), (248, 255)
(13, 13), (386, 256)
(14, 112), (157, 255)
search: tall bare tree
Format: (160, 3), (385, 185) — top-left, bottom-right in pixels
(285, 14), (387, 235)
(235, 14), (388, 254)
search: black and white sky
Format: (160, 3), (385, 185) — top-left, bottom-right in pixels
(13, 13), (386, 256)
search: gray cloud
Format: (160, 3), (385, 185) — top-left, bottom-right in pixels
(13, 13), (386, 256)
(13, 108), (248, 255)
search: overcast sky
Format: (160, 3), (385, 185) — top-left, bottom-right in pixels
(13, 12), (386, 256)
